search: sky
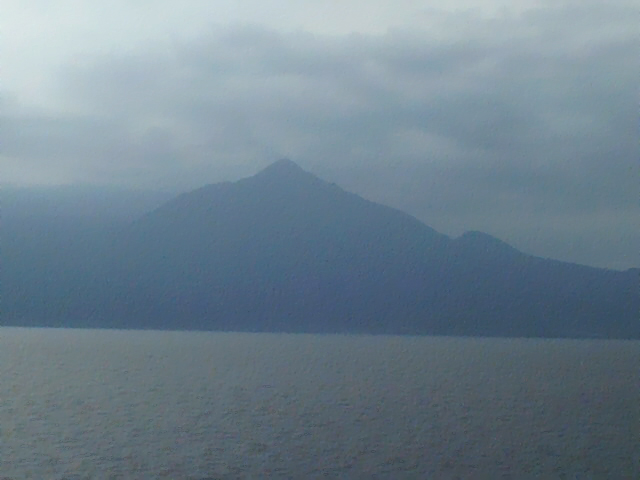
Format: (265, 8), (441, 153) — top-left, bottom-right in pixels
(2, 0), (638, 269)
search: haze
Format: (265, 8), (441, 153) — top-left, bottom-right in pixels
(2, 0), (637, 269)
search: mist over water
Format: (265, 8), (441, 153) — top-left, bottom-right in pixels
(1, 328), (638, 478)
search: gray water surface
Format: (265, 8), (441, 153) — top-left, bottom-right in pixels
(0, 328), (638, 478)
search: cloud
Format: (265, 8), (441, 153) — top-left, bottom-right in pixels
(1, 0), (637, 268)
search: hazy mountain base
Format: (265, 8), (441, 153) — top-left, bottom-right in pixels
(0, 328), (638, 479)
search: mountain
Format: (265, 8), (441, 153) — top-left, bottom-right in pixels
(3, 160), (638, 338)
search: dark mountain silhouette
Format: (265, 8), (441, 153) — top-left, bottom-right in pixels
(3, 160), (638, 338)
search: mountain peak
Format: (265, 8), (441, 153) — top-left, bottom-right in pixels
(260, 158), (305, 175)
(247, 159), (323, 188)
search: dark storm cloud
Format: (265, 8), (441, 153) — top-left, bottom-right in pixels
(2, 0), (637, 268)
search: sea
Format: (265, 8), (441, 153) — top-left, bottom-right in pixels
(0, 327), (638, 479)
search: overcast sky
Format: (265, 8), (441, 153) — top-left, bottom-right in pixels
(2, 0), (637, 269)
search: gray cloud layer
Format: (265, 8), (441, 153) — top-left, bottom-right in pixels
(2, 0), (637, 269)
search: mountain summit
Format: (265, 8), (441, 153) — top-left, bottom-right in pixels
(257, 158), (306, 175)
(4, 161), (638, 338)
